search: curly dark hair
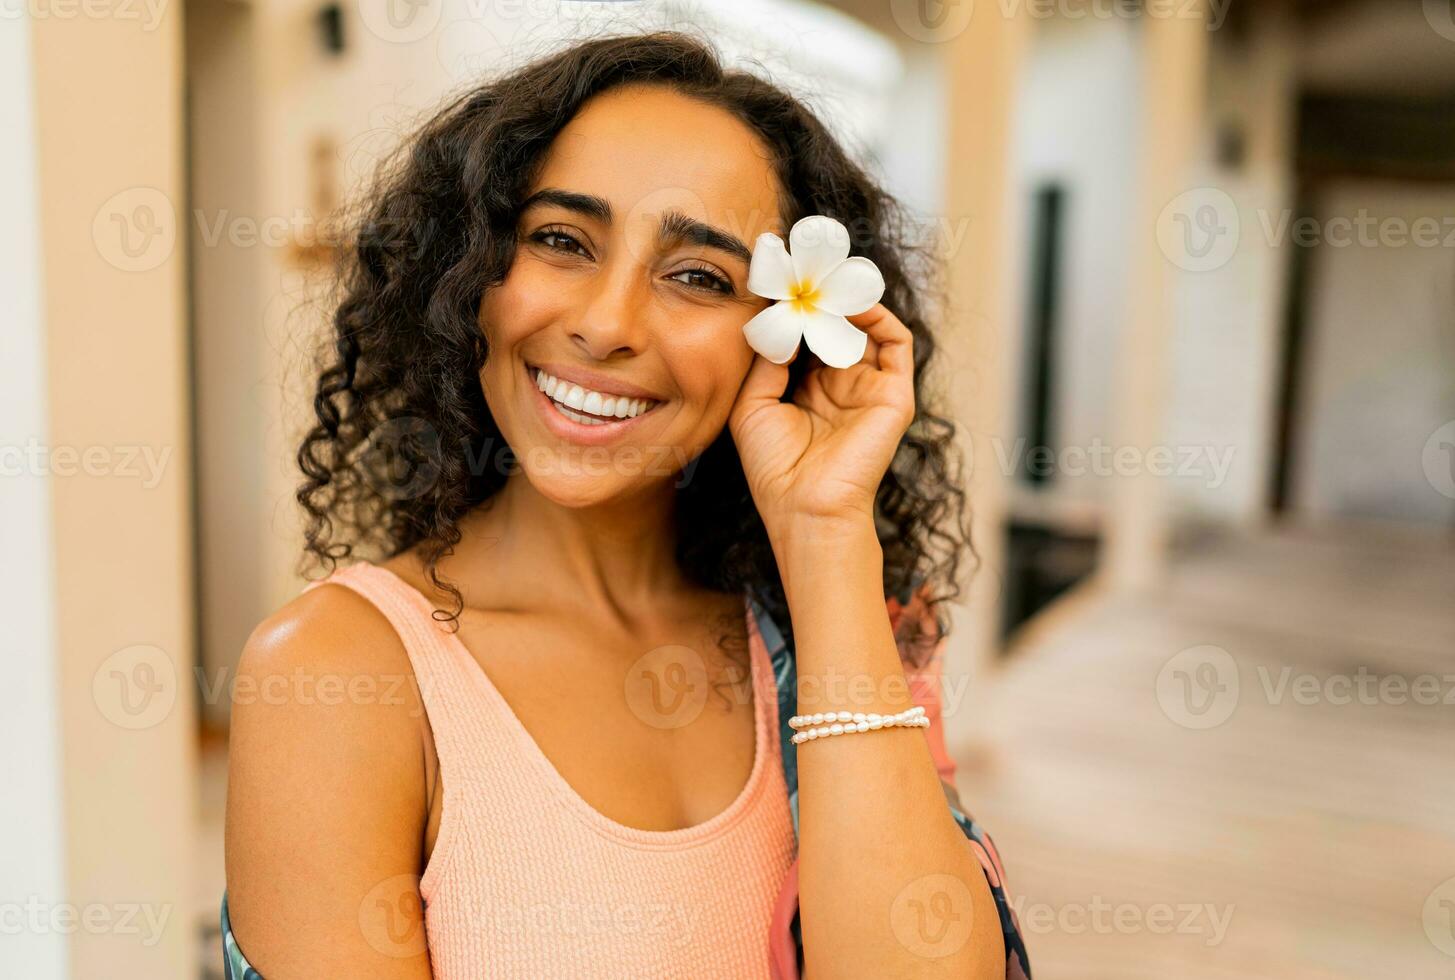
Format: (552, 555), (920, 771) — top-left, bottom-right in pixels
(295, 30), (973, 669)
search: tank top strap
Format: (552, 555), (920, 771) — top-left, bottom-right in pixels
(299, 561), (486, 771)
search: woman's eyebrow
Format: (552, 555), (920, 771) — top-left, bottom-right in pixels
(519, 187), (613, 223)
(519, 189), (753, 265)
(657, 209), (752, 265)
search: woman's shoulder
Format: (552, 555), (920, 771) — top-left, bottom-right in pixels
(233, 562), (428, 748)
(227, 562), (431, 849)
(242, 567), (406, 673)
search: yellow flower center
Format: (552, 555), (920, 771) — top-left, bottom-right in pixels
(788, 280), (820, 313)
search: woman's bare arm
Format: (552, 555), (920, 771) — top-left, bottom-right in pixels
(225, 585), (435, 979)
(779, 519), (1006, 980)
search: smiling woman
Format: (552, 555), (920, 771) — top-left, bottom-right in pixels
(223, 30), (1029, 980)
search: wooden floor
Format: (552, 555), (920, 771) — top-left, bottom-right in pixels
(952, 523), (1455, 979)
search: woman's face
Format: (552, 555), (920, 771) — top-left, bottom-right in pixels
(478, 83), (783, 508)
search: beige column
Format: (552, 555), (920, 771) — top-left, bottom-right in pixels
(1102, 2), (1211, 591)
(940, 2), (1031, 746)
(31, 10), (198, 979)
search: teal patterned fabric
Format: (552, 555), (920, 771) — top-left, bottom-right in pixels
(220, 894), (259, 980)
(220, 587), (1031, 978)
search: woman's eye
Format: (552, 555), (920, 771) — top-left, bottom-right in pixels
(669, 266), (734, 295)
(530, 229), (590, 258)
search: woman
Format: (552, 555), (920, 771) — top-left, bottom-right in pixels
(224, 30), (1030, 980)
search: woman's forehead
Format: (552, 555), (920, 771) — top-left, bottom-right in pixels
(531, 85), (784, 243)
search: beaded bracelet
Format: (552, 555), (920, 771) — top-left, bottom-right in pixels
(787, 705), (928, 745)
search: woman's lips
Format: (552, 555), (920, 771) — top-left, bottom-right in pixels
(526, 361), (663, 447)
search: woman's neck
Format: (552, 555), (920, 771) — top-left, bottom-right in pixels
(440, 474), (690, 619)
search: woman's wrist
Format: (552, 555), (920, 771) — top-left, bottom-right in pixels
(767, 513), (882, 604)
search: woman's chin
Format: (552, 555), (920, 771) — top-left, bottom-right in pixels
(520, 467), (655, 510)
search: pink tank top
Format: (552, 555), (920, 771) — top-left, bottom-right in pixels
(305, 562), (798, 978)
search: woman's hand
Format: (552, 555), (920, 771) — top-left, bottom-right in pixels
(728, 302), (915, 539)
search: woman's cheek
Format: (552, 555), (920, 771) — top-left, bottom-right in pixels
(663, 322), (751, 418)
(481, 257), (562, 344)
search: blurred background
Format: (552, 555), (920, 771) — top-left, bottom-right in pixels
(3, 0), (1454, 977)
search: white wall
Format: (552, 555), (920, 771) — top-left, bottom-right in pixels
(0, 16), (69, 980)
(873, 45), (948, 221)
(1164, 8), (1295, 522)
(1006, 11), (1297, 526)
(1009, 15), (1140, 504)
(1293, 180), (1455, 526)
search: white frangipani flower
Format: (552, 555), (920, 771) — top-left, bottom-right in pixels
(742, 214), (886, 369)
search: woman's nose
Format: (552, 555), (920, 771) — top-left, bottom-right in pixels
(569, 262), (649, 360)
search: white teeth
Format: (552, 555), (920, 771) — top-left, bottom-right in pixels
(533, 367), (658, 422)
(556, 403), (611, 426)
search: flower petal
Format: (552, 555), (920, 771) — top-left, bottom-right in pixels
(788, 215), (851, 288)
(802, 310), (868, 369)
(746, 232), (796, 301)
(813, 256), (884, 315)
(742, 301), (805, 364)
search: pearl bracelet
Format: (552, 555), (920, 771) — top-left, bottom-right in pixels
(787, 705), (928, 745)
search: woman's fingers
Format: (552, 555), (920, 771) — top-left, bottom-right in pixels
(846, 303), (913, 377)
(732, 345), (796, 429)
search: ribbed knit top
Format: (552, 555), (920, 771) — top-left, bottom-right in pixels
(304, 562), (797, 979)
